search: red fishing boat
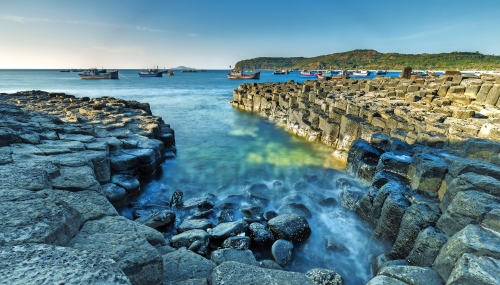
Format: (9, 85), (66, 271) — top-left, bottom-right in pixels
(227, 69), (260, 79)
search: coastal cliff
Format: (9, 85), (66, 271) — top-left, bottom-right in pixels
(231, 73), (500, 284)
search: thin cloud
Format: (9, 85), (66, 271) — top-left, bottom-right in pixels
(187, 33), (197, 37)
(93, 45), (145, 54)
(1, 15), (53, 23)
(136, 26), (165, 32)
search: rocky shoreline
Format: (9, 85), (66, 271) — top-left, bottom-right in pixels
(2, 81), (499, 285)
(230, 73), (500, 284)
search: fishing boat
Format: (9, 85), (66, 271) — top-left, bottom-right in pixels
(299, 70), (318, 78)
(376, 70), (387, 75)
(273, 69), (289, 75)
(227, 69), (260, 79)
(352, 70), (370, 76)
(167, 71), (174, 76)
(71, 68), (83, 72)
(139, 67), (163, 77)
(79, 69), (118, 80)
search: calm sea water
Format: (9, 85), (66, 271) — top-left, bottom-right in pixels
(0, 69), (400, 284)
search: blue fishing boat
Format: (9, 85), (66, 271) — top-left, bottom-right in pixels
(79, 69), (118, 80)
(139, 67), (162, 77)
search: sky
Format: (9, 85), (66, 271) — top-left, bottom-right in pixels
(1, 0), (500, 69)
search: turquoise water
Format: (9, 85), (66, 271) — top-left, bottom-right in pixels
(0, 69), (397, 284)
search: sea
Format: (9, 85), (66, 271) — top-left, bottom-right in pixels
(0, 69), (401, 284)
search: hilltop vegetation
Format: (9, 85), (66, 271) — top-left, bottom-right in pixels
(234, 50), (500, 70)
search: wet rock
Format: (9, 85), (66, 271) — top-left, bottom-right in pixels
(378, 265), (444, 285)
(170, 189), (183, 207)
(278, 202), (312, 218)
(121, 148), (155, 164)
(0, 244), (131, 285)
(177, 219), (213, 233)
(109, 151), (138, 172)
(376, 151), (413, 180)
(245, 183), (270, 204)
(258, 259), (283, 270)
(163, 247), (216, 284)
(216, 209), (236, 223)
(267, 213), (311, 244)
(319, 197), (338, 208)
(135, 209), (175, 229)
(207, 220), (248, 241)
(271, 239), (294, 266)
(407, 152), (449, 196)
(102, 183), (128, 203)
(67, 216), (163, 285)
(346, 139), (384, 184)
(241, 205), (264, 222)
(212, 261), (316, 285)
(366, 275), (410, 284)
(181, 197), (215, 211)
(222, 236), (251, 250)
(111, 174), (140, 194)
(164, 279), (208, 285)
(483, 209), (500, 231)
(305, 268), (344, 285)
(170, 229), (209, 255)
(325, 235), (349, 253)
(433, 224), (500, 281)
(406, 226), (449, 267)
(263, 210), (278, 221)
(210, 248), (258, 266)
(249, 222), (274, 247)
(447, 253), (500, 285)
(338, 185), (365, 210)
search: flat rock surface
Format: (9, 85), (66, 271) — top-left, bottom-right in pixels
(211, 261), (316, 285)
(0, 244), (131, 285)
(163, 247), (216, 284)
(68, 215), (163, 285)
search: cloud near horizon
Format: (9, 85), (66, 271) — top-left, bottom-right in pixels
(93, 45), (145, 54)
(1, 15), (52, 23)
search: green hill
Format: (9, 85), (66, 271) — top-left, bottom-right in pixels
(234, 50), (500, 71)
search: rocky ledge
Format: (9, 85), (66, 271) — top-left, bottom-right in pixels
(231, 74), (500, 284)
(0, 91), (343, 285)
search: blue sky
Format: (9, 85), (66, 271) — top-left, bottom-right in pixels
(1, 0), (499, 69)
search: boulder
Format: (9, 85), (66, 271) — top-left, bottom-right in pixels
(305, 268), (343, 285)
(372, 186), (411, 245)
(135, 210), (176, 229)
(211, 261), (316, 285)
(271, 239), (294, 266)
(163, 247), (216, 284)
(210, 248), (258, 266)
(378, 265), (444, 285)
(222, 236), (251, 250)
(345, 139), (384, 183)
(366, 275), (407, 285)
(0, 244), (131, 285)
(177, 219), (213, 233)
(258, 259), (283, 270)
(432, 224), (500, 281)
(170, 229), (210, 255)
(109, 151), (138, 172)
(111, 174), (140, 194)
(376, 151), (412, 180)
(102, 183), (128, 203)
(278, 202), (312, 218)
(207, 220), (248, 242)
(267, 213), (311, 244)
(67, 216), (163, 285)
(447, 253), (500, 285)
(407, 152), (449, 195)
(248, 222), (274, 247)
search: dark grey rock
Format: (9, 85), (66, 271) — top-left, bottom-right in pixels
(207, 220), (248, 241)
(245, 183), (270, 204)
(407, 226), (448, 267)
(338, 185), (365, 210)
(278, 202), (312, 218)
(408, 152), (449, 196)
(212, 261), (316, 285)
(170, 229), (209, 255)
(181, 197), (215, 210)
(178, 219), (213, 233)
(0, 244), (131, 285)
(111, 174), (140, 193)
(346, 139), (384, 184)
(263, 210), (278, 221)
(210, 248), (258, 266)
(51, 165), (100, 191)
(376, 151), (413, 180)
(271, 239), (294, 266)
(366, 276), (407, 285)
(372, 188), (411, 245)
(258, 259), (283, 270)
(222, 236), (251, 250)
(122, 148), (155, 164)
(163, 247), (216, 284)
(135, 210), (175, 229)
(109, 151), (138, 172)
(267, 213), (311, 244)
(241, 205), (264, 222)
(483, 209), (500, 231)
(325, 235), (349, 253)
(102, 183), (128, 203)
(305, 268), (344, 285)
(249, 222), (274, 247)
(170, 189), (183, 207)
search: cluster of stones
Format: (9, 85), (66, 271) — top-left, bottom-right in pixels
(0, 91), (344, 285)
(230, 72), (500, 166)
(231, 75), (500, 284)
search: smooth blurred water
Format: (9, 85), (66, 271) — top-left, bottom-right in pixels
(0, 69), (393, 284)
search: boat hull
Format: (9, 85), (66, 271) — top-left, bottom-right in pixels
(138, 72), (163, 77)
(227, 71), (260, 79)
(79, 70), (118, 80)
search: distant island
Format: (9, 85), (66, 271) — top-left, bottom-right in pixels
(234, 49), (500, 71)
(169, 66), (196, 70)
